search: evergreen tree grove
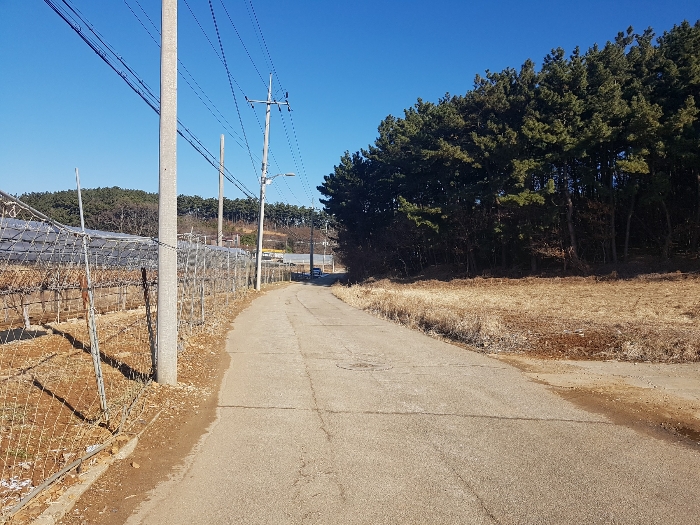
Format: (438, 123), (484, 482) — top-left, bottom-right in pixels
(319, 22), (700, 278)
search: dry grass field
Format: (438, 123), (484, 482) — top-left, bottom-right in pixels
(333, 273), (700, 363)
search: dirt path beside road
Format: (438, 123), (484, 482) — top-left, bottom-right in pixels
(498, 355), (700, 446)
(121, 281), (700, 524)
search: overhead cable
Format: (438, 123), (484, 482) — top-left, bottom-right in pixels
(207, 0), (259, 179)
(123, 0), (255, 156)
(283, 110), (315, 200)
(245, 0), (281, 90)
(218, 0), (267, 87)
(44, 0), (257, 199)
(244, 0), (315, 204)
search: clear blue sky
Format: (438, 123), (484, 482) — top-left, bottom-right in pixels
(1, 1), (699, 206)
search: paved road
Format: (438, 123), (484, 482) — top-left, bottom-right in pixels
(127, 279), (700, 524)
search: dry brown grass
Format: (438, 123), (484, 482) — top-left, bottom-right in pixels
(332, 273), (700, 362)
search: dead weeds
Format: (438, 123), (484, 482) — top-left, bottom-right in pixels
(332, 273), (700, 363)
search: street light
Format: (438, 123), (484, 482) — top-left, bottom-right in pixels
(266, 173), (295, 184)
(255, 172), (294, 291)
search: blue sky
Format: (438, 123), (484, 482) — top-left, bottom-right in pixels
(1, 1), (699, 207)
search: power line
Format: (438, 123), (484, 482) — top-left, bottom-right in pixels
(183, 0), (292, 202)
(132, 0), (158, 32)
(177, 121), (255, 198)
(181, 0), (250, 98)
(279, 108), (313, 202)
(49, 0), (306, 208)
(245, 0), (281, 91)
(182, 0), (223, 64)
(124, 0), (299, 206)
(48, 0), (159, 110)
(244, 100), (304, 205)
(283, 110), (315, 201)
(126, 0), (301, 207)
(243, 0), (315, 205)
(207, 0), (259, 179)
(176, 0), (313, 207)
(218, 0), (267, 88)
(123, 0), (255, 156)
(189, 0), (300, 203)
(44, 0), (257, 200)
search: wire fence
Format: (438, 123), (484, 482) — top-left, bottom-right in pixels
(0, 190), (289, 516)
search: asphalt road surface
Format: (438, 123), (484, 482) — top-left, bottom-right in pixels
(126, 278), (700, 524)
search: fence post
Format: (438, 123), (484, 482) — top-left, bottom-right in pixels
(233, 257), (238, 300)
(75, 169), (109, 420)
(190, 238), (199, 330)
(54, 290), (61, 323)
(202, 245), (207, 324)
(142, 268), (157, 374)
(21, 294), (30, 330)
(177, 233), (192, 331)
(200, 282), (205, 325)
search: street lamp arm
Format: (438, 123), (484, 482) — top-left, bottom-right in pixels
(268, 172), (295, 180)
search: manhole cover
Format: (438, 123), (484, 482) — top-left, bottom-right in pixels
(336, 361), (392, 371)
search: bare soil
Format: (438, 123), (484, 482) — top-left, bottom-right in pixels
(5, 286), (278, 525)
(497, 355), (700, 448)
(0, 309), (154, 514)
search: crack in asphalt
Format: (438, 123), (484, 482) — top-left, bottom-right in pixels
(292, 288), (389, 394)
(227, 351), (299, 354)
(410, 364), (509, 369)
(428, 440), (501, 524)
(282, 289), (348, 508)
(216, 404), (610, 425)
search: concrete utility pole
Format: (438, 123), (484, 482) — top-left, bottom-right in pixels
(309, 205), (314, 277)
(157, 0), (178, 385)
(218, 134), (224, 247)
(247, 74), (290, 291)
(322, 221), (327, 273)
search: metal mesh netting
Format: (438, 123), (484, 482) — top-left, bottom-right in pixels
(0, 190), (289, 514)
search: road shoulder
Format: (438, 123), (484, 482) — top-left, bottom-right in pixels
(496, 354), (700, 447)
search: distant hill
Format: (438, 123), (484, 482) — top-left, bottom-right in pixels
(20, 187), (332, 242)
